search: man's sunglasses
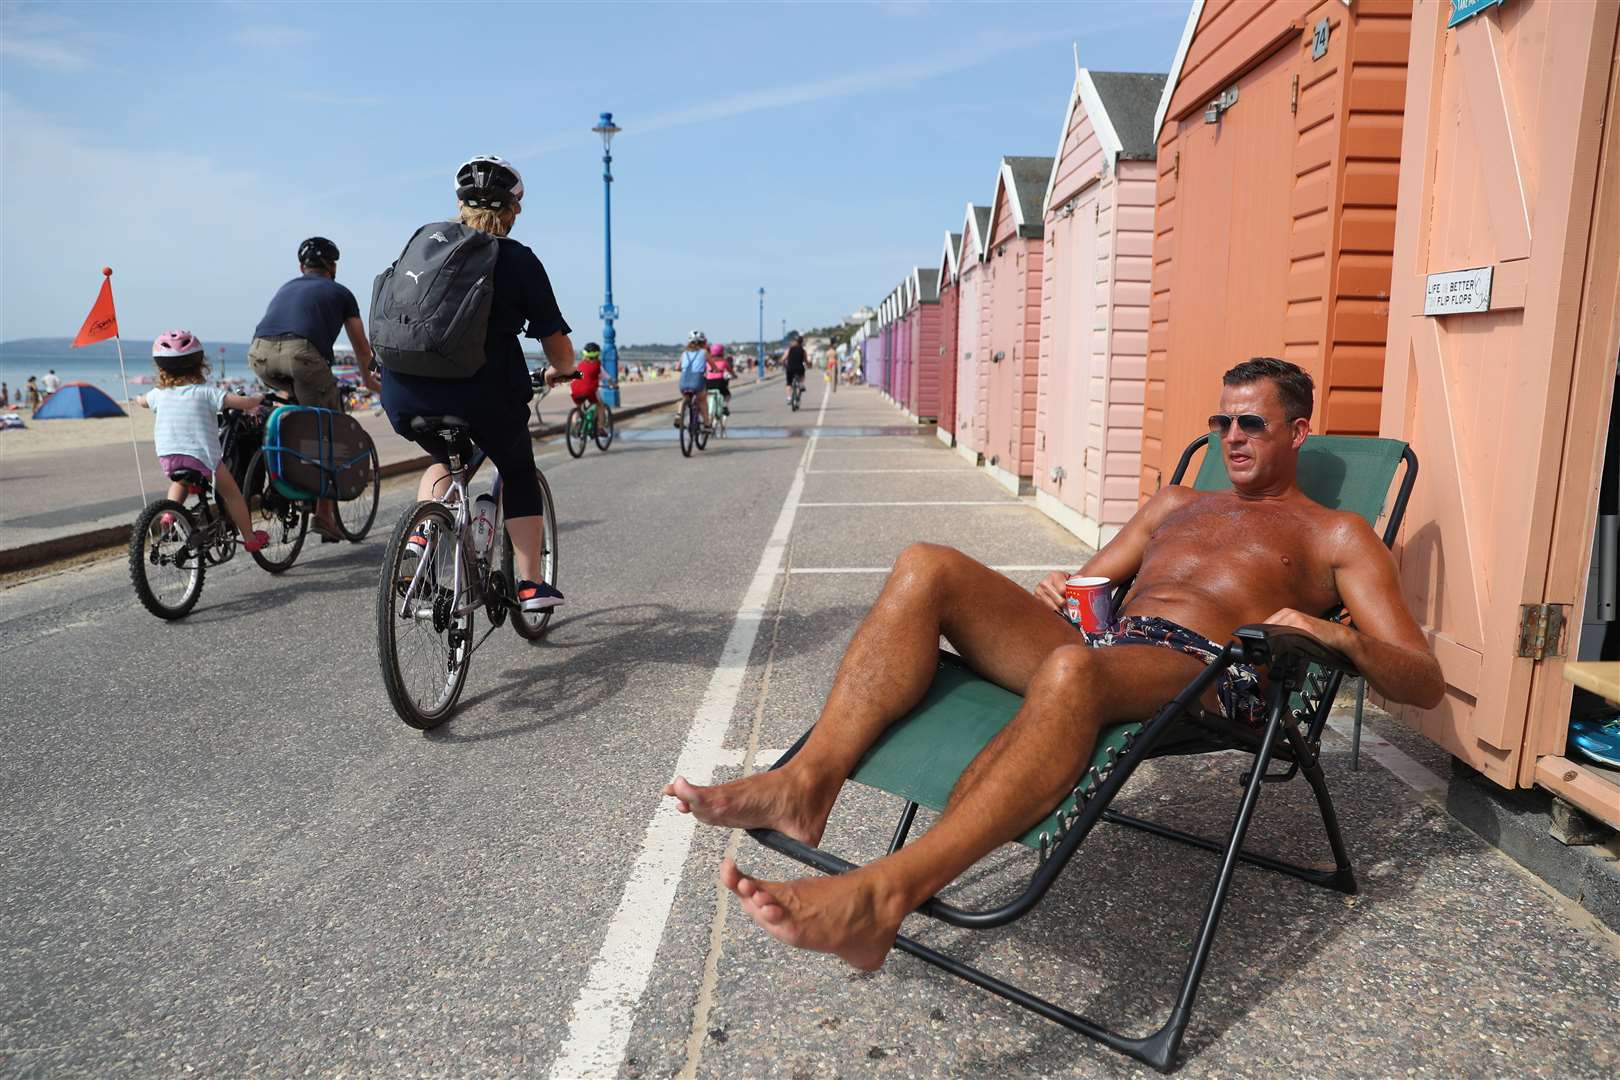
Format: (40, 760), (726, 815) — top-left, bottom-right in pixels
(1208, 413), (1290, 436)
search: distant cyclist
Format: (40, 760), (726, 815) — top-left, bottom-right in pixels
(676, 331), (711, 430)
(705, 342), (732, 417)
(783, 331), (808, 405)
(379, 154), (578, 612)
(249, 235), (380, 540)
(572, 342), (615, 411)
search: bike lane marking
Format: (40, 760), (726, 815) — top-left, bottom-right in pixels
(547, 386), (828, 1078)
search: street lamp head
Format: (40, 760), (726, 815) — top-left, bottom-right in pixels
(592, 112), (621, 150)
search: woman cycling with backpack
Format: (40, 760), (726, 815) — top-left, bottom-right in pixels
(378, 155), (577, 611)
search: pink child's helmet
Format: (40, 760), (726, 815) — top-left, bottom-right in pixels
(708, 343), (725, 358)
(153, 329), (206, 372)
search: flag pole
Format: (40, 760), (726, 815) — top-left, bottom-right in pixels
(103, 269), (148, 504)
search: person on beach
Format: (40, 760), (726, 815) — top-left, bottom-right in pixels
(138, 331), (269, 552)
(41, 370), (60, 395)
(664, 357), (1446, 973)
(1, 382), (9, 407)
(25, 376), (40, 411)
(380, 154), (577, 613)
(248, 235), (380, 541)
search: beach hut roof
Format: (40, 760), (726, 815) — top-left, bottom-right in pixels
(961, 203), (992, 262)
(989, 156), (1055, 242)
(1043, 67), (1167, 210)
(1152, 0), (1208, 141)
(940, 231), (963, 283)
(910, 267), (941, 304)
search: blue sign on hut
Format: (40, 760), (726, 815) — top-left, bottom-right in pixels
(33, 382), (127, 419)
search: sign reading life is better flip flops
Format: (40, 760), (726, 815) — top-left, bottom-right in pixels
(1424, 266), (1494, 316)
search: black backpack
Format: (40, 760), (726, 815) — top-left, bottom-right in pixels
(370, 222), (497, 378)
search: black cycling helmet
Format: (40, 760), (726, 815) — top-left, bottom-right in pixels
(298, 236), (340, 269)
(456, 155), (525, 210)
(787, 330), (803, 344)
(581, 342), (602, 358)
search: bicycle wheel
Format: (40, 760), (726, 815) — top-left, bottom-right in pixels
(565, 406), (587, 458)
(679, 402), (694, 457)
(129, 499), (205, 620)
(501, 469), (559, 641)
(694, 398), (710, 451)
(593, 403), (615, 451)
(377, 501), (473, 729)
(335, 440), (381, 542)
(708, 393), (726, 439)
(243, 450), (308, 573)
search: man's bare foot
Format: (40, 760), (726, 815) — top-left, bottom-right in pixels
(720, 857), (904, 972)
(663, 770), (830, 847)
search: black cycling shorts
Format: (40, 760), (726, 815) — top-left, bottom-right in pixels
(401, 411), (543, 519)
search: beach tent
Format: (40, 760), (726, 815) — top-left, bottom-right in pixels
(33, 381), (127, 419)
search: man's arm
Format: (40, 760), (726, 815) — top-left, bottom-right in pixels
(1032, 486), (1196, 611)
(1264, 515), (1445, 708)
(540, 332), (577, 384)
(343, 317), (380, 391)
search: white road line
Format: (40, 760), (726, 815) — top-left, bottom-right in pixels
(798, 500), (1020, 508)
(806, 468), (969, 474)
(782, 564), (1070, 575)
(548, 424), (820, 1079)
(1324, 716), (1448, 799)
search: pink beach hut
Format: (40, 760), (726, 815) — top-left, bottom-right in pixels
(935, 233), (963, 444)
(953, 204), (993, 460)
(905, 267), (944, 422)
(981, 156), (1054, 493)
(1034, 68), (1166, 546)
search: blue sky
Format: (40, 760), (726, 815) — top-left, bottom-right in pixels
(1, 0), (1188, 347)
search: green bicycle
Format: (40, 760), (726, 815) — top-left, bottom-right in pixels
(564, 398), (615, 458)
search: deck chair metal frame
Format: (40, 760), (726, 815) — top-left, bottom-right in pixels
(748, 433), (1418, 1072)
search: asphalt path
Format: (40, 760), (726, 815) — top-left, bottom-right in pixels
(3, 377), (1618, 1078)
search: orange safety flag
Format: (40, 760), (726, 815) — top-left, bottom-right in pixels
(72, 268), (119, 347)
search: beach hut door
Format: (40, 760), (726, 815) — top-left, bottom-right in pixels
(1378, 0), (1620, 787)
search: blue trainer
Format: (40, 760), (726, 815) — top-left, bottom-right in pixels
(1569, 713), (1620, 768)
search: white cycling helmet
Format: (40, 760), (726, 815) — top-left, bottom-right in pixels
(688, 329), (707, 345)
(456, 155), (524, 209)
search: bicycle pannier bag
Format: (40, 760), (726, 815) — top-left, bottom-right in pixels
(369, 221), (497, 379)
(263, 405), (373, 501)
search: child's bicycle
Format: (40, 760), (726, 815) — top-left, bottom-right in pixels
(376, 414), (562, 730)
(564, 397), (615, 457)
(705, 385), (728, 440)
(676, 391), (711, 458)
(127, 399), (309, 620)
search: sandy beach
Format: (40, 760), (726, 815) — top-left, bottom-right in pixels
(0, 408), (159, 460)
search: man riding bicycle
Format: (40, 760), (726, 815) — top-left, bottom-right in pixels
(379, 154), (577, 612)
(783, 331), (808, 406)
(249, 236), (381, 540)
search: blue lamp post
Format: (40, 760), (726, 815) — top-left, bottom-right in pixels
(592, 111), (622, 408)
(757, 287), (766, 380)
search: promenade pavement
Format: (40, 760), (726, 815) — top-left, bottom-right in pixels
(0, 376), (691, 558)
(2, 378), (1616, 1077)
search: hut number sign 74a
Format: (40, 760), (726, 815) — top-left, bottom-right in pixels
(1424, 266), (1494, 316)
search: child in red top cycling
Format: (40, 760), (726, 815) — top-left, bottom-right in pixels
(571, 342), (615, 407)
(705, 343), (732, 417)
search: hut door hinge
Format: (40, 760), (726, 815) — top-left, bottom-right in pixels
(1291, 75), (1299, 115)
(1516, 604), (1570, 661)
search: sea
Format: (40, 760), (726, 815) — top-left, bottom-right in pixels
(0, 341), (258, 403)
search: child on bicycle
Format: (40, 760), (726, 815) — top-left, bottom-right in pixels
(571, 342), (616, 409)
(705, 343), (732, 417)
(676, 331), (710, 430)
(137, 330), (269, 552)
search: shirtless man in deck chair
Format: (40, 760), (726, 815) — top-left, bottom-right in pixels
(665, 357), (1445, 972)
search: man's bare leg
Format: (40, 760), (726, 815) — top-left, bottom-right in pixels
(665, 543), (1078, 845)
(722, 643), (1208, 969)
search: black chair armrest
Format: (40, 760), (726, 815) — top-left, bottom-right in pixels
(1233, 623), (1360, 678)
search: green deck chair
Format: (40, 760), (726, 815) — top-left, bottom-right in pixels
(749, 433), (1418, 1072)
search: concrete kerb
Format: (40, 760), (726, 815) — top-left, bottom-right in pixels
(0, 394), (681, 576)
